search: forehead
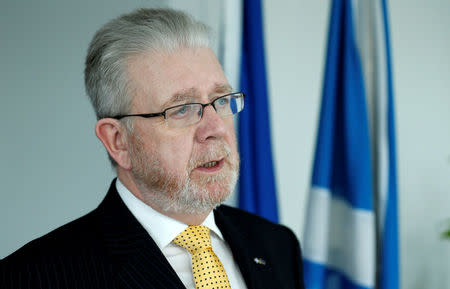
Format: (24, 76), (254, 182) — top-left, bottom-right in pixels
(126, 47), (230, 111)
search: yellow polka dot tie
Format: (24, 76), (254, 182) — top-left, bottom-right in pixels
(173, 225), (231, 289)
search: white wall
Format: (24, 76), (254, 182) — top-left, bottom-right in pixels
(263, 0), (328, 241)
(389, 1), (450, 287)
(1, 1), (449, 288)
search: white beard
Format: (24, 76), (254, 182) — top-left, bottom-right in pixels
(128, 131), (239, 214)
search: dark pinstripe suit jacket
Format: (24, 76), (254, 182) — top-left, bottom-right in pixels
(1, 180), (305, 289)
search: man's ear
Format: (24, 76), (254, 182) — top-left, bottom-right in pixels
(95, 118), (132, 170)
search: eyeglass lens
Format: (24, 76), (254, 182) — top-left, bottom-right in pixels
(165, 93), (243, 128)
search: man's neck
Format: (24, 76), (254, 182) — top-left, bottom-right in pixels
(117, 170), (210, 225)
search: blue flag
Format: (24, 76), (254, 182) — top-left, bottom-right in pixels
(238, 0), (279, 223)
(302, 0), (399, 288)
(302, 0), (376, 288)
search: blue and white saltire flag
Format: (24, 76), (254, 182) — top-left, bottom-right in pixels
(302, 0), (399, 288)
(302, 0), (376, 288)
(238, 0), (279, 223)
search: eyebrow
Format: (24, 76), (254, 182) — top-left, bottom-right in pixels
(213, 83), (233, 95)
(161, 83), (234, 108)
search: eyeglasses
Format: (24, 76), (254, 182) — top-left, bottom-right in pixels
(110, 92), (245, 128)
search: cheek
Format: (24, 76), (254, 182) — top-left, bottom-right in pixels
(159, 136), (194, 171)
(225, 120), (238, 149)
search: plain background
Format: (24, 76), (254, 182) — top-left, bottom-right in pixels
(1, 0), (449, 288)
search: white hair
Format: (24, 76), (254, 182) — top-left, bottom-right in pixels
(85, 8), (211, 119)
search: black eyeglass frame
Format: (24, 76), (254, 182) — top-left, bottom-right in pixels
(109, 92), (245, 121)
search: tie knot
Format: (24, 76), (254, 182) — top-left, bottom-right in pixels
(173, 225), (212, 255)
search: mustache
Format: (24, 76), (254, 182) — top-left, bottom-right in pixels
(188, 142), (232, 170)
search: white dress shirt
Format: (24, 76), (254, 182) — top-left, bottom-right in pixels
(116, 179), (247, 289)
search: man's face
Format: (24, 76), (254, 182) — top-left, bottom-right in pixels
(125, 47), (240, 214)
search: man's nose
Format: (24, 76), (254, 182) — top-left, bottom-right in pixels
(194, 105), (228, 143)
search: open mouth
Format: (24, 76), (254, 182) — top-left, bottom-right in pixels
(200, 161), (219, 168)
(195, 158), (224, 172)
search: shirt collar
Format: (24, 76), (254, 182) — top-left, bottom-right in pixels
(115, 178), (224, 250)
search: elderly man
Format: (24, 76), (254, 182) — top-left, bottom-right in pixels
(1, 8), (305, 289)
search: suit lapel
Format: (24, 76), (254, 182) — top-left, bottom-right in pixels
(214, 206), (277, 289)
(95, 180), (186, 289)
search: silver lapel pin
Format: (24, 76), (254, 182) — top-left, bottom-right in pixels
(253, 257), (266, 265)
